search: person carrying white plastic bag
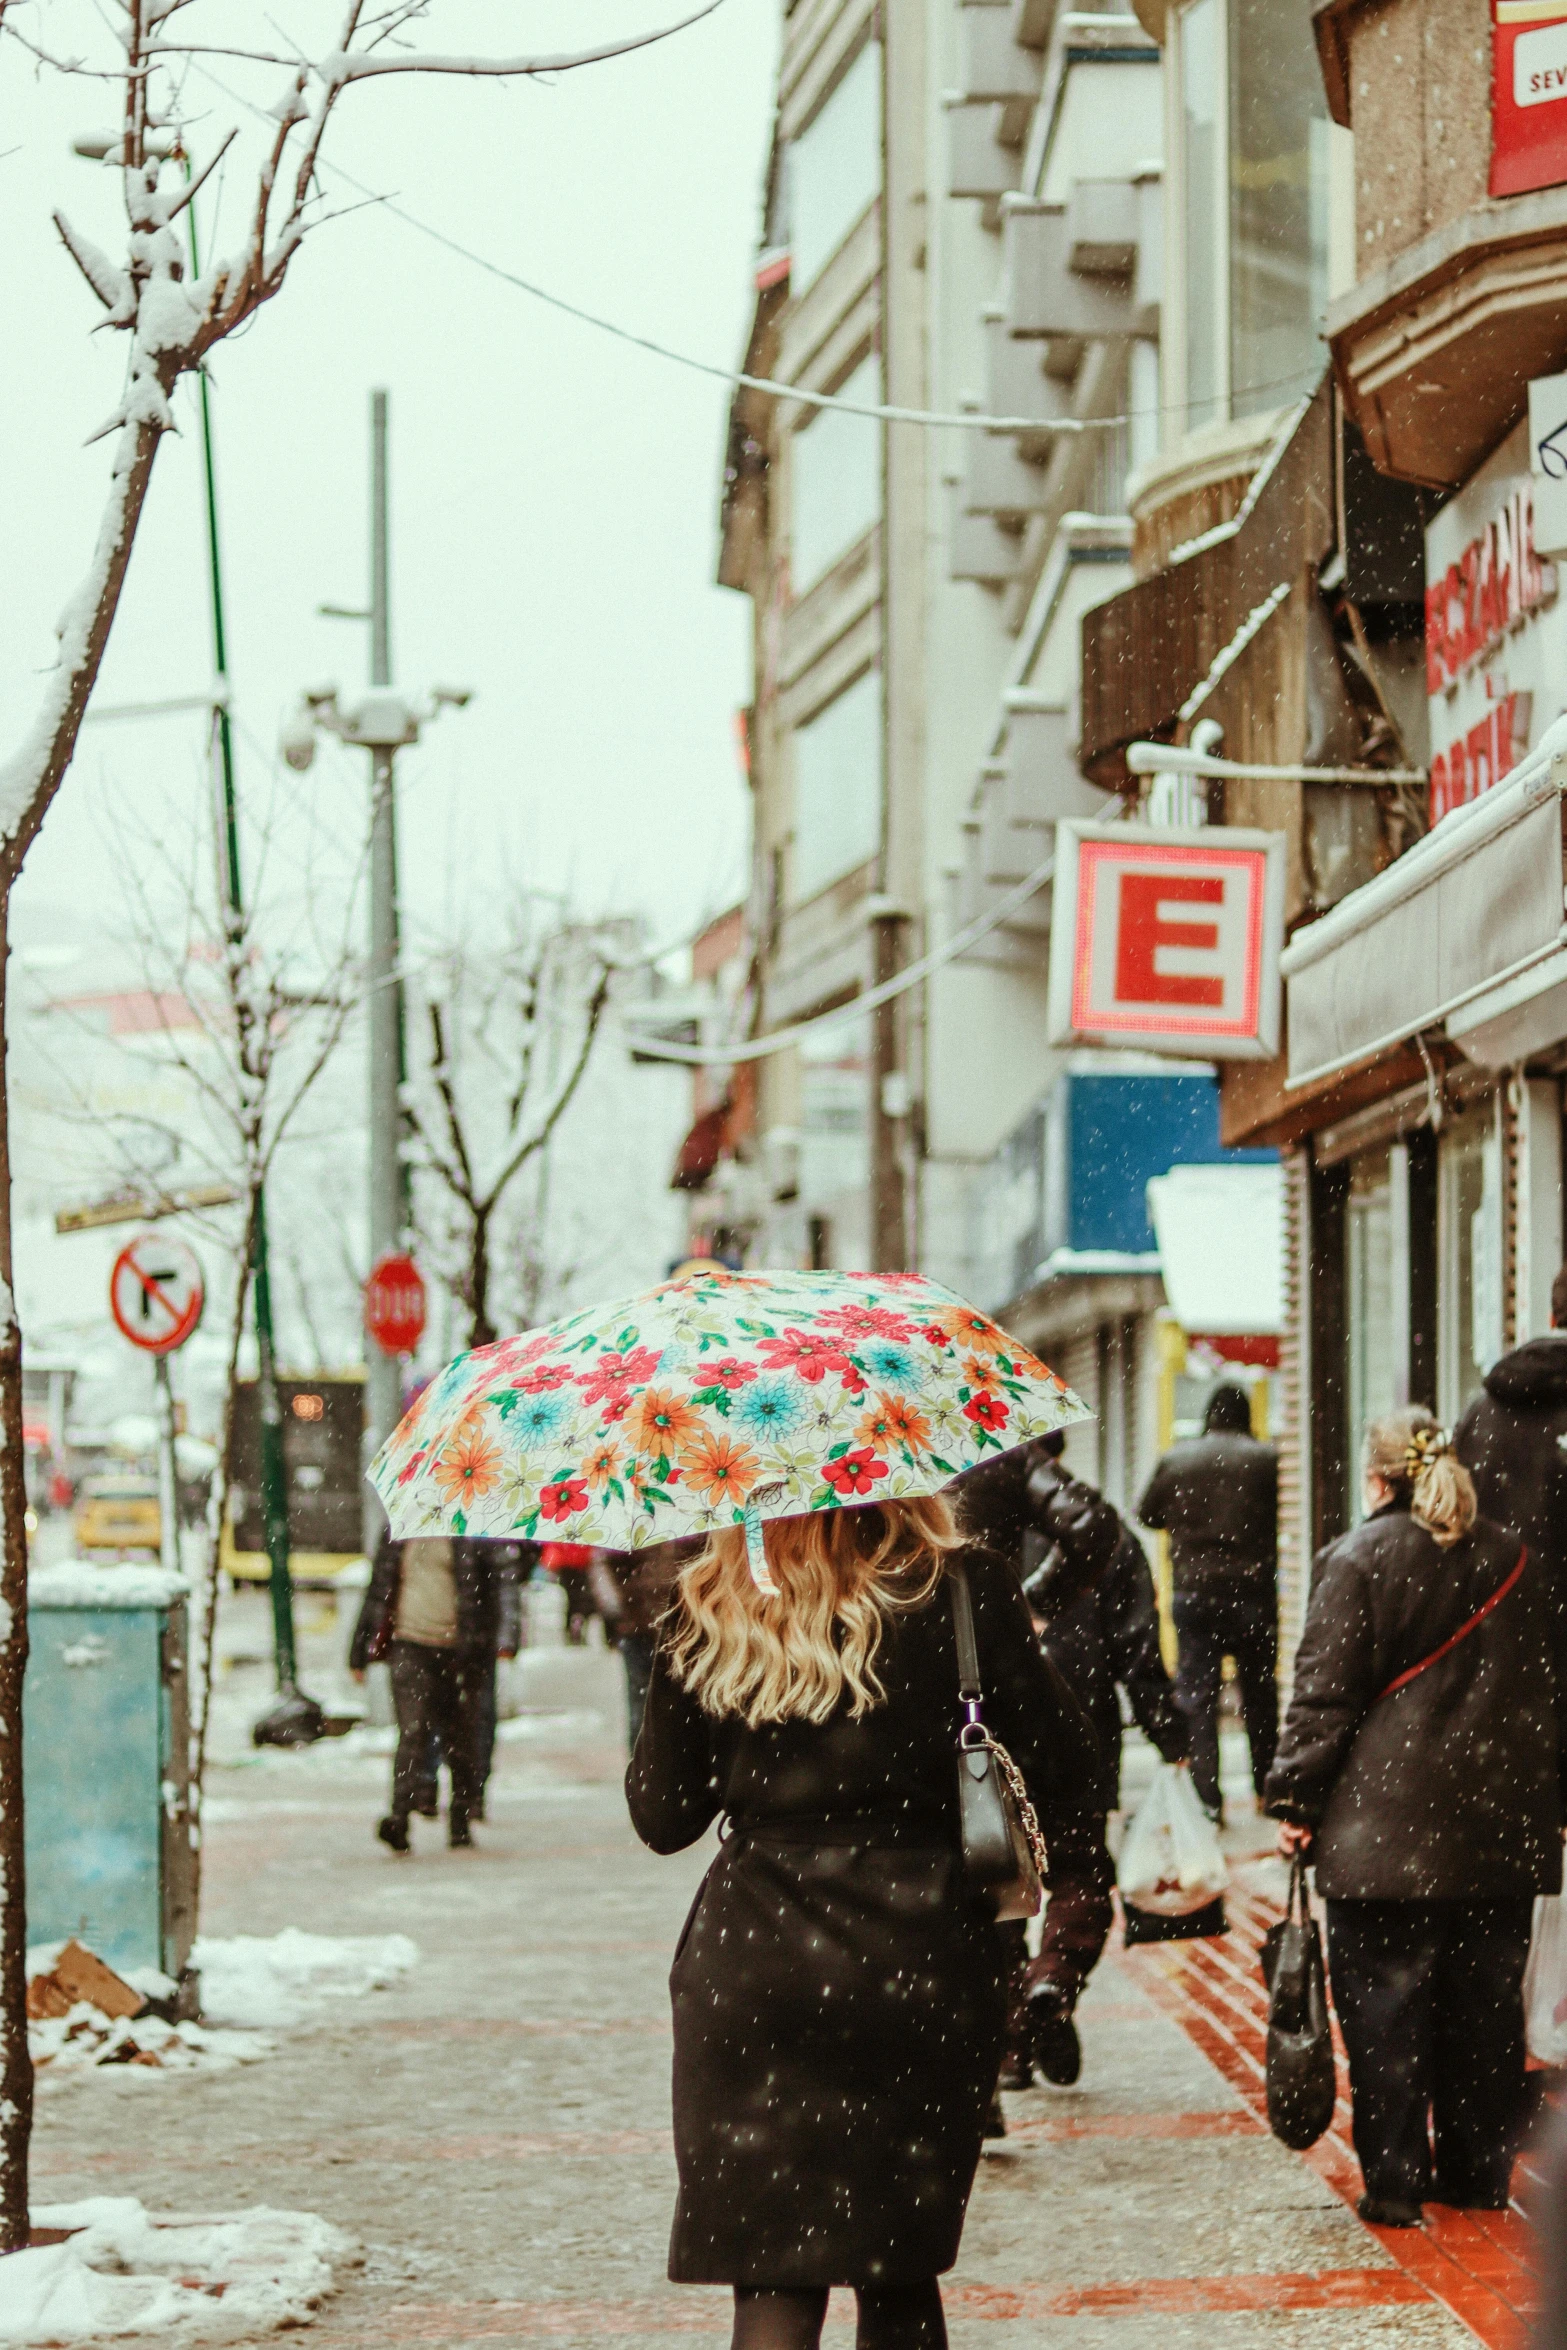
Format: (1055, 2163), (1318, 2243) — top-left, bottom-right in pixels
(1526, 1895), (1567, 2064)
(1118, 1759), (1228, 1917)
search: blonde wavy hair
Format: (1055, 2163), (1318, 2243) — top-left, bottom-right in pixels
(666, 1495), (963, 1729)
(1364, 1406), (1477, 1549)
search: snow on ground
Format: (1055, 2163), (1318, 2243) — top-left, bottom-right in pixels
(29, 1932), (418, 2079)
(192, 1929), (419, 2029)
(31, 2009), (270, 2080)
(1, 2200), (354, 2344)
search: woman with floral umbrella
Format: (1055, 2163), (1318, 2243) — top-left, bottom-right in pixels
(371, 1268), (1103, 2350)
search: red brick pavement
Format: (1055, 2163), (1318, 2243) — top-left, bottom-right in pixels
(1130, 1868), (1544, 2348)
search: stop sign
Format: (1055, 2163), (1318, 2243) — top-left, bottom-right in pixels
(365, 1252), (427, 1356)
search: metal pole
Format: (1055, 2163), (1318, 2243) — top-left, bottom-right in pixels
(187, 182), (314, 1734)
(364, 390), (406, 1515)
(154, 1353), (180, 1580)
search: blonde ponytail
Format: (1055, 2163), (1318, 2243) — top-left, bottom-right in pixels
(1363, 1407), (1477, 1549)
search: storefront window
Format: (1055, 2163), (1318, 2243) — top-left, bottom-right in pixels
(790, 353), (882, 591)
(1175, 0), (1329, 430)
(788, 40), (882, 293)
(1438, 1101), (1503, 1423)
(791, 667), (882, 901)
(1345, 1148), (1395, 1519)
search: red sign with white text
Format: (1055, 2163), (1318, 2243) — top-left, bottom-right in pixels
(1047, 825), (1285, 1061)
(1492, 0), (1567, 198)
(364, 1252), (427, 1357)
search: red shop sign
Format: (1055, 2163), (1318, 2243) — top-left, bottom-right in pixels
(1046, 823), (1286, 1062)
(364, 1251), (427, 1357)
(1492, 0), (1567, 198)
(1425, 481), (1552, 692)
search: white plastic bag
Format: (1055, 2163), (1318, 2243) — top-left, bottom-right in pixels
(1525, 1895), (1567, 2063)
(1117, 1762), (1229, 1917)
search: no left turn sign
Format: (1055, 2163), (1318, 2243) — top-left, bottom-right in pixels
(110, 1232), (206, 1355)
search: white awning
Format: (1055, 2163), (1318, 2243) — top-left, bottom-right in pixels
(1280, 722), (1567, 1085)
(1146, 1163), (1283, 1336)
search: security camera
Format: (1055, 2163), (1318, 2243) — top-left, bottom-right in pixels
(279, 706), (317, 773)
(431, 685), (474, 709)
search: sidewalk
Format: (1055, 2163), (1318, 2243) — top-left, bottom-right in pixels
(29, 1611), (1539, 2346)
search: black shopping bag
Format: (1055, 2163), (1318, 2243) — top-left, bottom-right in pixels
(1265, 1855), (1336, 2151)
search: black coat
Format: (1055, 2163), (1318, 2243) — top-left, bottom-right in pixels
(1136, 1431), (1277, 1591)
(1264, 1501), (1566, 1901)
(1037, 1528), (1188, 1813)
(625, 1549), (1100, 2288)
(1456, 1334), (1567, 1621)
(349, 1532), (525, 1668)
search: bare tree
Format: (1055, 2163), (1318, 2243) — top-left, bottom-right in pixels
(405, 921), (616, 1348)
(0, 0), (724, 2250)
(19, 772), (366, 1906)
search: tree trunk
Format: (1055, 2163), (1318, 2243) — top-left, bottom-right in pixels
(0, 901), (33, 2252)
(0, 412), (166, 2253)
(469, 1205), (495, 1350)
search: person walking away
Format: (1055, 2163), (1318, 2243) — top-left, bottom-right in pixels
(1455, 1261), (1567, 1627)
(541, 1540), (601, 1644)
(1137, 1383), (1277, 1820)
(954, 1436), (1126, 2094)
(1014, 1436), (1189, 2086)
(350, 1530), (500, 1852)
(627, 1496), (1100, 2350)
(1265, 1408), (1566, 2227)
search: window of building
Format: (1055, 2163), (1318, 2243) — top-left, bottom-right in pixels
(788, 40), (882, 293)
(1174, 0), (1330, 430)
(791, 668), (882, 902)
(790, 353), (882, 590)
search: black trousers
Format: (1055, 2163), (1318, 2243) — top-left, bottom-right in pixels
(1326, 1896), (1534, 2206)
(388, 1639), (484, 1818)
(1172, 1584), (1277, 1814)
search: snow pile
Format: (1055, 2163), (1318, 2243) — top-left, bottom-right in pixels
(31, 2008), (269, 2077)
(1, 2199), (354, 2344)
(193, 1930), (419, 2029)
(28, 1563), (190, 1610)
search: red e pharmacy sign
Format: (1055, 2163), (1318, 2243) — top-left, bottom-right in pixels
(1047, 824), (1285, 1060)
(1492, 0), (1567, 198)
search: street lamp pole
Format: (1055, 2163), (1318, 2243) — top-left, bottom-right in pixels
(185, 178), (315, 1739)
(282, 396), (470, 1530)
(366, 389), (406, 1492)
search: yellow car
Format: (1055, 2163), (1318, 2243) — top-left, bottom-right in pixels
(75, 1475), (162, 1555)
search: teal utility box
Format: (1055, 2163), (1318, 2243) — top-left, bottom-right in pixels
(24, 1564), (195, 1979)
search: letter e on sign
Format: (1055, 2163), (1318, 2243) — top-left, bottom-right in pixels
(1047, 824), (1285, 1060)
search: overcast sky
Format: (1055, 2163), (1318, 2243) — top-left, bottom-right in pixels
(0, 0), (778, 970)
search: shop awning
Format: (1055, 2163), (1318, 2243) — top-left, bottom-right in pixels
(1146, 1163), (1283, 1337)
(1281, 725), (1567, 1085)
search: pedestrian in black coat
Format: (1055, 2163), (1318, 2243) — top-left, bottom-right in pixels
(1265, 1407), (1567, 2229)
(350, 1530), (509, 1852)
(957, 1432), (1184, 2085)
(1137, 1384), (1278, 1818)
(626, 1495), (1100, 2350)
(1455, 1264), (1567, 1624)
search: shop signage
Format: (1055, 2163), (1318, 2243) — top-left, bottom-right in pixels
(1425, 431), (1558, 824)
(1491, 0), (1567, 197)
(1425, 480), (1551, 693)
(1046, 823), (1286, 1061)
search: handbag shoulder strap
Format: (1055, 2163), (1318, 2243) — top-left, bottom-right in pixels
(947, 1558), (984, 1711)
(1375, 1545), (1528, 1703)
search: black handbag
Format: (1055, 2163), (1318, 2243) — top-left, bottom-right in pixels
(949, 1559), (1047, 1922)
(1264, 1855), (1337, 2151)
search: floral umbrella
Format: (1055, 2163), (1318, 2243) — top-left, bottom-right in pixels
(368, 1268), (1089, 1571)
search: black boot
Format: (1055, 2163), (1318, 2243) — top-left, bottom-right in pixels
(377, 1812), (410, 1854)
(448, 1802), (473, 1849)
(1027, 1981), (1082, 2086)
